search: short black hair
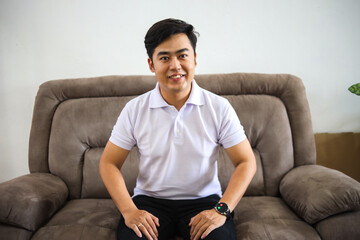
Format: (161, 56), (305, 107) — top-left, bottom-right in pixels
(144, 18), (199, 60)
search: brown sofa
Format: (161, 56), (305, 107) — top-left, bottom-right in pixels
(0, 73), (359, 240)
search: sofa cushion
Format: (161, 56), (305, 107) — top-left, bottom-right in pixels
(235, 196), (321, 239)
(0, 224), (32, 240)
(315, 211), (360, 240)
(31, 199), (120, 240)
(82, 146), (140, 198)
(280, 165), (360, 224)
(32, 224), (116, 240)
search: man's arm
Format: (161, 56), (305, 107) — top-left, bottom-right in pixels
(99, 141), (160, 240)
(189, 139), (256, 240)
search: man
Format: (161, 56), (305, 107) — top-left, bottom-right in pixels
(99, 18), (256, 240)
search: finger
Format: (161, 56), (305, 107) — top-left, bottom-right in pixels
(193, 223), (209, 240)
(137, 211), (158, 239)
(131, 224), (143, 238)
(151, 214), (160, 227)
(143, 222), (157, 240)
(189, 217), (194, 226)
(138, 224), (154, 240)
(190, 219), (196, 236)
(189, 215), (201, 234)
(191, 219), (206, 240)
(146, 216), (159, 238)
(201, 225), (216, 239)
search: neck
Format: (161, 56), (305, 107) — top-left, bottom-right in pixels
(160, 85), (192, 111)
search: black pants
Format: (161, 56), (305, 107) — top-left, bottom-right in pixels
(117, 194), (236, 240)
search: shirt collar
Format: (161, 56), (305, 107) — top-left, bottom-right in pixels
(186, 79), (205, 106)
(149, 79), (205, 109)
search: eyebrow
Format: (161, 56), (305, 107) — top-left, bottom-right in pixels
(156, 48), (190, 57)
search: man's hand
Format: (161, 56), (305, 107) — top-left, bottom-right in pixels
(123, 208), (160, 240)
(189, 209), (226, 240)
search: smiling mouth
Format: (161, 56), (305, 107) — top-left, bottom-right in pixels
(169, 74), (185, 79)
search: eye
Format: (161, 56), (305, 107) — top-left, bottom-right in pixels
(160, 56), (169, 61)
(179, 54), (188, 59)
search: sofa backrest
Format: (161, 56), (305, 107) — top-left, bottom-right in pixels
(28, 73), (316, 199)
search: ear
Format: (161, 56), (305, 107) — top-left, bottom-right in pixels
(194, 53), (197, 67)
(148, 58), (155, 73)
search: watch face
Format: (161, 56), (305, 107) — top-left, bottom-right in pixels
(216, 202), (228, 213)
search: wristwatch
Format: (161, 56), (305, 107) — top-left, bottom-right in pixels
(214, 202), (231, 219)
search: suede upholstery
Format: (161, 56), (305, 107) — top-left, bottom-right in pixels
(280, 165), (360, 224)
(0, 173), (68, 231)
(0, 73), (359, 239)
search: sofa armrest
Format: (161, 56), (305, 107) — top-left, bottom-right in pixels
(279, 165), (360, 224)
(0, 173), (68, 231)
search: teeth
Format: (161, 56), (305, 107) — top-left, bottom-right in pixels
(171, 75), (183, 79)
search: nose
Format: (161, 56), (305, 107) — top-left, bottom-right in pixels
(169, 57), (181, 70)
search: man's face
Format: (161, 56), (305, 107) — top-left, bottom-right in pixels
(148, 33), (197, 98)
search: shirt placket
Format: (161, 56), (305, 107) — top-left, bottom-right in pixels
(171, 107), (184, 144)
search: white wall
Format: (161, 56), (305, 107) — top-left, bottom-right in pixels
(1, 0), (359, 182)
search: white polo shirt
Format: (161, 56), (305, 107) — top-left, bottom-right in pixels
(109, 80), (246, 200)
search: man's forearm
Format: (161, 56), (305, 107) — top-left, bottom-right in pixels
(220, 160), (256, 211)
(99, 161), (137, 215)
(188, 160), (256, 240)
(100, 160), (160, 239)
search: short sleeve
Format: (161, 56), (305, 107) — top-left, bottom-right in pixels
(109, 104), (136, 150)
(218, 100), (247, 149)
